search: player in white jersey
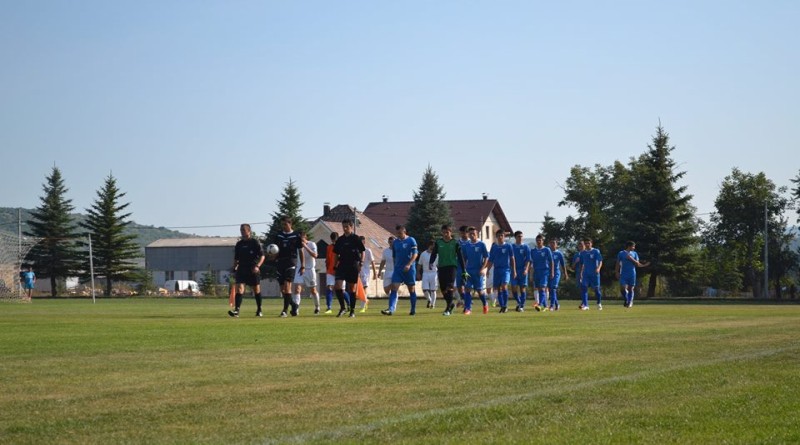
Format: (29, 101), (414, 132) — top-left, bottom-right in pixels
(292, 231), (320, 314)
(378, 236), (396, 298)
(418, 240), (439, 309)
(359, 236), (377, 312)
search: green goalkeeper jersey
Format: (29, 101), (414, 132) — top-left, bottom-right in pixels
(431, 239), (464, 268)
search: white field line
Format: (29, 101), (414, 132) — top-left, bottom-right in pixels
(262, 346), (795, 444)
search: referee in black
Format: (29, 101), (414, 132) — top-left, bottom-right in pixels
(272, 216), (305, 317)
(333, 218), (365, 318)
(229, 223), (265, 317)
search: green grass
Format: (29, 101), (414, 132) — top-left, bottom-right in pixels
(1, 299), (799, 444)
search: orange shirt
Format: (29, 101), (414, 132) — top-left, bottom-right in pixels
(326, 244), (336, 274)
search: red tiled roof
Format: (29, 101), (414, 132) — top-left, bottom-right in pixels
(311, 205), (393, 263)
(363, 199), (513, 234)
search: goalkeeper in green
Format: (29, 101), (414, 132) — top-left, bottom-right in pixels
(429, 225), (467, 316)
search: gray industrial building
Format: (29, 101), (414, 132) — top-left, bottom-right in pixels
(145, 238), (238, 287)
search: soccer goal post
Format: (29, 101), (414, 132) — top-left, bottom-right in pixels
(0, 231), (43, 300)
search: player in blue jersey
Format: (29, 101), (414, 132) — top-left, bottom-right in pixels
(487, 230), (516, 313)
(571, 239), (585, 291)
(529, 234), (554, 311)
(615, 241), (649, 308)
(381, 225), (419, 316)
(548, 238), (568, 311)
(511, 231), (531, 312)
(462, 226), (490, 315)
(579, 238), (603, 310)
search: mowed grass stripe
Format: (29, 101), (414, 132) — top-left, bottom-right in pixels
(1, 299), (798, 444)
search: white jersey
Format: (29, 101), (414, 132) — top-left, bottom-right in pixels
(382, 248), (394, 274)
(294, 241), (318, 286)
(419, 250), (438, 276)
(302, 241), (317, 271)
(361, 248), (374, 274)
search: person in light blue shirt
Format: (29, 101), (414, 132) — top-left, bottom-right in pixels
(462, 226), (489, 315)
(579, 238), (603, 310)
(548, 238), (567, 311)
(511, 231), (531, 312)
(382, 225), (418, 316)
(21, 265), (35, 301)
(487, 230), (516, 313)
(529, 234), (554, 311)
(616, 241), (649, 308)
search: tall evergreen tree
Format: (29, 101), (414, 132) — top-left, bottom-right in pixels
(791, 170), (800, 223)
(265, 178), (310, 244)
(619, 125), (699, 298)
(406, 166), (452, 245)
(79, 174), (141, 296)
(24, 166), (81, 296)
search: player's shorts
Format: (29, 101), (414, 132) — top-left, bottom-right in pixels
(582, 273), (601, 288)
(549, 273), (562, 289)
(422, 272), (438, 290)
(382, 270), (393, 289)
(23, 282), (35, 290)
(335, 263), (360, 284)
(276, 259), (297, 285)
(326, 273), (336, 287)
(437, 266), (456, 291)
(511, 270), (528, 287)
(465, 271), (485, 291)
(533, 269), (549, 288)
(236, 268), (260, 287)
(492, 268), (511, 288)
(293, 268), (317, 287)
(486, 268), (494, 289)
(392, 267), (416, 286)
(620, 274), (636, 287)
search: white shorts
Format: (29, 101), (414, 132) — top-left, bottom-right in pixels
(294, 269), (317, 287)
(360, 270), (371, 285)
(326, 274), (336, 287)
(382, 271), (393, 289)
(486, 269), (494, 290)
(422, 273), (438, 290)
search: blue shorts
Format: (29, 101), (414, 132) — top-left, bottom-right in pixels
(23, 282), (35, 290)
(549, 273), (562, 289)
(511, 271), (528, 287)
(582, 273), (600, 288)
(465, 272), (485, 291)
(492, 269), (510, 288)
(533, 270), (549, 288)
(620, 274), (636, 287)
(392, 267), (416, 286)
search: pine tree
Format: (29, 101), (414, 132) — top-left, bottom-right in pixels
(79, 174), (141, 296)
(406, 166), (452, 246)
(619, 125), (699, 298)
(24, 166), (81, 297)
(265, 178), (310, 244)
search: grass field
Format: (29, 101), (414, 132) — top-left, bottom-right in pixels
(1, 298), (799, 444)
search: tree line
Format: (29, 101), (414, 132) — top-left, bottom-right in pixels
(24, 124), (800, 299)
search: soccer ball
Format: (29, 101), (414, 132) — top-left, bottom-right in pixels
(266, 244), (279, 256)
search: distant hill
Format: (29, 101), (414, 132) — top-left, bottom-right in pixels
(0, 207), (195, 255)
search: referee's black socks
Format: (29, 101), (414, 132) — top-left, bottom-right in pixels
(235, 293), (243, 311)
(255, 292), (262, 311)
(282, 293), (291, 312)
(335, 289), (346, 310)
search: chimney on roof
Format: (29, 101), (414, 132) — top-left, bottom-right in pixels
(323, 202), (331, 216)
(382, 195), (388, 203)
(482, 193), (488, 200)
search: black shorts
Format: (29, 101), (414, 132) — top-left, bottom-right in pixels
(276, 259), (297, 285)
(438, 266), (457, 292)
(335, 263), (359, 284)
(236, 268), (260, 287)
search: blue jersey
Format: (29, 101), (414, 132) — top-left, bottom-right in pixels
(618, 250), (639, 277)
(512, 243), (531, 274)
(22, 271), (35, 286)
(551, 249), (565, 277)
(392, 236), (418, 271)
(463, 240), (489, 273)
(457, 238), (471, 271)
(489, 242), (513, 271)
(580, 248), (603, 277)
(530, 246), (553, 272)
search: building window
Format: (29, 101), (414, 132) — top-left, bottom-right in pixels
(188, 270), (196, 281)
(165, 270), (174, 281)
(485, 226), (490, 239)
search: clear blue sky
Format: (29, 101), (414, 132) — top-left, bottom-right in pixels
(2, 1), (797, 237)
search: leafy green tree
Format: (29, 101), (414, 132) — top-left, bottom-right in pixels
(79, 174), (141, 296)
(24, 166), (81, 297)
(406, 166), (452, 245)
(707, 168), (788, 298)
(199, 267), (217, 296)
(617, 125), (699, 298)
(767, 215), (798, 299)
(792, 170), (800, 223)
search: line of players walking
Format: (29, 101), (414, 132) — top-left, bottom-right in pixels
(227, 218), (648, 318)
